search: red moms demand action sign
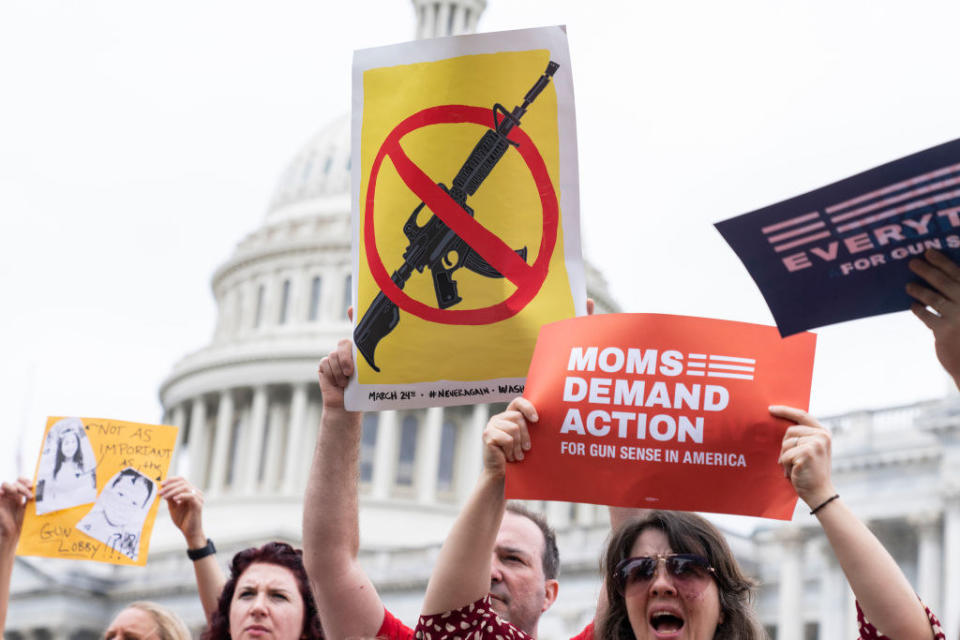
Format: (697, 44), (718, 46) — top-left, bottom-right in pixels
(506, 313), (817, 519)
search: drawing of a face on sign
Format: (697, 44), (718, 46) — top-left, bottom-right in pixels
(34, 417), (98, 515)
(77, 468), (155, 561)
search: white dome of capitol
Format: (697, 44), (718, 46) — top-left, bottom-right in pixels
(265, 113), (351, 224)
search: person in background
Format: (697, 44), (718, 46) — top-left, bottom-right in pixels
(160, 478), (324, 640)
(200, 541), (323, 640)
(103, 602), (191, 640)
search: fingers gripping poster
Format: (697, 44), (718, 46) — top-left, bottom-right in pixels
(506, 314), (817, 520)
(18, 417), (177, 566)
(346, 26), (586, 411)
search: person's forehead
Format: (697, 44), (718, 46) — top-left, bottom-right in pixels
(238, 562), (299, 590)
(630, 528), (672, 557)
(496, 511), (545, 556)
(107, 607), (156, 634)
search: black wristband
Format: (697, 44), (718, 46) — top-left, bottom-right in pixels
(809, 494), (840, 516)
(187, 538), (216, 561)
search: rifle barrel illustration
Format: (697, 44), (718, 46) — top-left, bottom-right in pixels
(354, 61), (559, 372)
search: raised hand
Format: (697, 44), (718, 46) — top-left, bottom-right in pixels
(159, 476), (206, 548)
(907, 248), (960, 388)
(0, 478), (32, 546)
(318, 338), (355, 411)
(481, 397), (538, 477)
(771, 406), (836, 509)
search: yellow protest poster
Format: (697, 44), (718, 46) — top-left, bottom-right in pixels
(346, 26), (586, 410)
(17, 416), (177, 566)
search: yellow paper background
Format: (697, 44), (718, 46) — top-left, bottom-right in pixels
(357, 49), (576, 383)
(17, 416), (177, 566)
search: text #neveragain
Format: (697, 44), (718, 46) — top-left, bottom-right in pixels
(505, 314), (817, 520)
(716, 137), (960, 335)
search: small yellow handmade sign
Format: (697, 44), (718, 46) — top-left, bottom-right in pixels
(17, 416), (177, 566)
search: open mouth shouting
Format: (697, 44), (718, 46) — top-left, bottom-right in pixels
(649, 607), (685, 638)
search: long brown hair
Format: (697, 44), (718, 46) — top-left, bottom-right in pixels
(599, 511), (764, 640)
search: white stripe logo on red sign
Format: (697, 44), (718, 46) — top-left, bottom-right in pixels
(686, 354), (756, 380)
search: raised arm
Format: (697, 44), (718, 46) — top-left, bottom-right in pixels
(907, 249), (960, 390)
(421, 397), (537, 616)
(302, 338), (389, 639)
(0, 478), (32, 634)
(159, 476), (224, 622)
(772, 406), (935, 640)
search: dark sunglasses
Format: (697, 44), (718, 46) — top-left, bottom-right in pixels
(615, 554), (716, 592)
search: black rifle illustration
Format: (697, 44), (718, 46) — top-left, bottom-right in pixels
(354, 60), (559, 372)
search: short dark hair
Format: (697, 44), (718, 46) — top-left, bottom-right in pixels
(599, 511), (763, 640)
(111, 468), (154, 507)
(505, 502), (560, 580)
(202, 542), (323, 640)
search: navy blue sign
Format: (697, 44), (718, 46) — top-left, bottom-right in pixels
(716, 138), (960, 336)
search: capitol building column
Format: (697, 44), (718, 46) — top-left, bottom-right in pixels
(282, 382), (310, 495)
(909, 510), (942, 614)
(416, 407), (443, 503)
(208, 390), (235, 494)
(169, 403), (187, 472)
(241, 385), (269, 494)
(372, 410), (399, 499)
(546, 500), (572, 529)
(776, 526), (805, 640)
(455, 403), (487, 503)
(817, 538), (846, 640)
(261, 393), (287, 491)
(413, 0), (486, 39)
(189, 396), (209, 485)
(943, 485), (960, 640)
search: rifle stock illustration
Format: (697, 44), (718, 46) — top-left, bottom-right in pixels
(354, 60), (560, 372)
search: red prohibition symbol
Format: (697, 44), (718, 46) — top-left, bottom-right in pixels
(364, 104), (559, 325)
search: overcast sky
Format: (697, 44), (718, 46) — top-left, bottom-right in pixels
(2, 0), (959, 481)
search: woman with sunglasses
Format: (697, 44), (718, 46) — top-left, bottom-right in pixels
(599, 404), (943, 640)
(602, 511), (759, 640)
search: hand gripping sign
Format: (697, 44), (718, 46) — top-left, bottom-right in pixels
(346, 27), (586, 411)
(18, 416), (177, 566)
(506, 314), (817, 520)
(716, 137), (960, 336)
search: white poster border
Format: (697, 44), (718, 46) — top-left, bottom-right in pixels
(347, 25), (584, 411)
